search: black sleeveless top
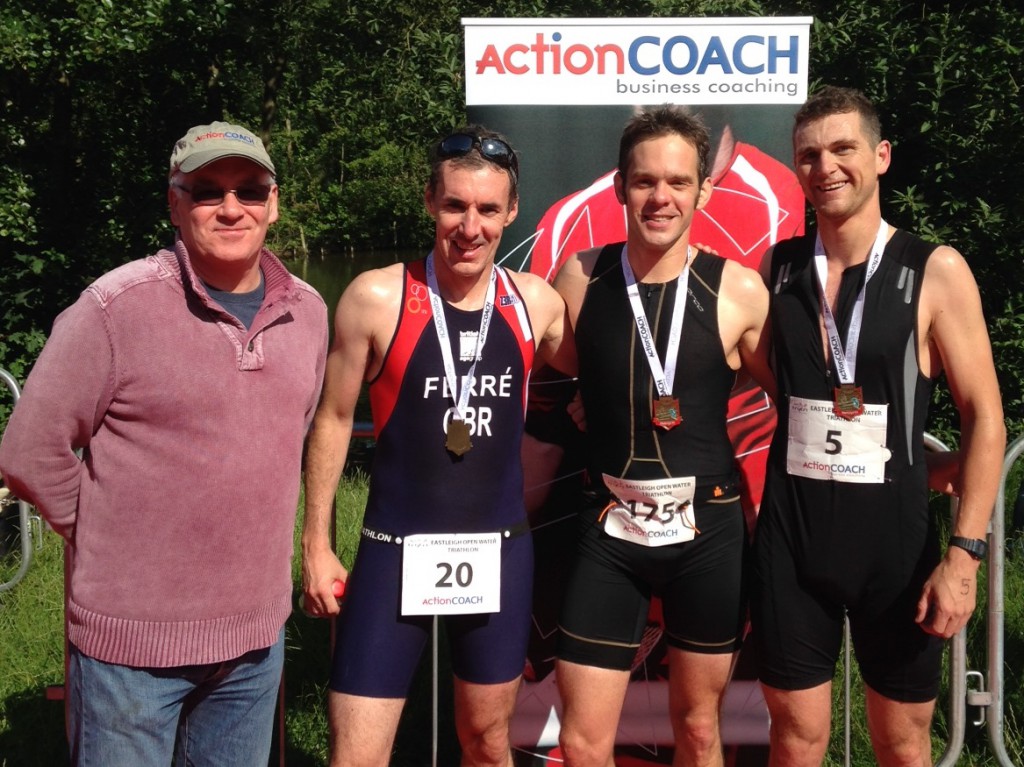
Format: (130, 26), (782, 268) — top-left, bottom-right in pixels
(576, 243), (737, 491)
(761, 229), (939, 583)
(767, 229), (936, 476)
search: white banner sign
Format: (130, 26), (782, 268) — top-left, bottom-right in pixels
(463, 17), (812, 106)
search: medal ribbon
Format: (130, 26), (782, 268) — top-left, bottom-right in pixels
(813, 220), (888, 384)
(621, 245), (691, 398)
(425, 253), (497, 422)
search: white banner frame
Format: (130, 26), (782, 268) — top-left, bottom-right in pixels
(464, 17), (812, 106)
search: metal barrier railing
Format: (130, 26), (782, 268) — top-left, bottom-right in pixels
(979, 431), (1024, 766)
(0, 367), (43, 593)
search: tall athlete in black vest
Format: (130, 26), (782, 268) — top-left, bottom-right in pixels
(751, 86), (1005, 767)
(550, 107), (774, 767)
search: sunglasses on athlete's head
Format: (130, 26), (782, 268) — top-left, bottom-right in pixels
(171, 182), (274, 206)
(436, 133), (519, 180)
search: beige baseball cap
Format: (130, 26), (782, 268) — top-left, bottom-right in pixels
(169, 121), (276, 178)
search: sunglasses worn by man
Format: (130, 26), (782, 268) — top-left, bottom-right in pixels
(436, 133), (519, 180)
(172, 182), (274, 206)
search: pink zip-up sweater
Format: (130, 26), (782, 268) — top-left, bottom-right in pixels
(0, 239), (327, 667)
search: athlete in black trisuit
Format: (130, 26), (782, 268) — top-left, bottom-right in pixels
(750, 85), (1005, 767)
(548, 106), (773, 767)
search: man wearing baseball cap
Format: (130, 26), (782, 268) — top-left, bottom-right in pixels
(0, 121), (328, 766)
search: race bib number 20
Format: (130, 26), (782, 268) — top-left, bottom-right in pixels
(786, 395), (891, 484)
(401, 533), (501, 616)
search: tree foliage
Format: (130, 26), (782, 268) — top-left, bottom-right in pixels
(1, 2), (1023, 763)
(1, 0), (1022, 443)
(802, 2), (1024, 444)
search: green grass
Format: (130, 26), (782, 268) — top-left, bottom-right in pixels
(3, 470), (1024, 765)
(0, 472), (459, 766)
(0, 531), (66, 766)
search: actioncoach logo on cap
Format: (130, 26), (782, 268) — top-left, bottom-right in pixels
(169, 121), (276, 177)
(192, 130), (257, 146)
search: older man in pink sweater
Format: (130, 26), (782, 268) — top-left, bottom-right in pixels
(0, 122), (327, 766)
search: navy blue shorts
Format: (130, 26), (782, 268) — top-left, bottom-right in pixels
(330, 531), (534, 697)
(557, 488), (747, 670)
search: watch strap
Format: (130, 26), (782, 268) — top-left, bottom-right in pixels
(949, 535), (988, 561)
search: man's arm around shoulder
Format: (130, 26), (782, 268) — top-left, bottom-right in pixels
(552, 247), (601, 329)
(514, 260), (585, 516)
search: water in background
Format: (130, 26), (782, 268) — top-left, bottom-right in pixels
(284, 249), (415, 468)
(285, 249), (412, 325)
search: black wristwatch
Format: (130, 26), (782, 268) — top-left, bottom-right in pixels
(949, 536), (988, 561)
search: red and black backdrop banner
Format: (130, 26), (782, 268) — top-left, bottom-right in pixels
(462, 17), (812, 764)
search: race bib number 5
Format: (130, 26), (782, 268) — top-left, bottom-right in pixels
(401, 533), (501, 615)
(786, 395), (891, 484)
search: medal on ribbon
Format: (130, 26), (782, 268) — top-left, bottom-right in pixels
(425, 254), (497, 460)
(832, 383), (865, 420)
(652, 396), (682, 430)
(445, 418), (473, 456)
(814, 221), (889, 424)
(621, 245), (691, 435)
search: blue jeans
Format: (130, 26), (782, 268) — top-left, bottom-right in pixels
(67, 630), (284, 767)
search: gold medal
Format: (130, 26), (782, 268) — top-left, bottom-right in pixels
(832, 384), (865, 420)
(445, 418), (473, 456)
(652, 396), (682, 430)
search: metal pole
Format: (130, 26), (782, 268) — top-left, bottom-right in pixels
(0, 367), (38, 593)
(433, 615), (439, 767)
(925, 433), (967, 767)
(986, 433), (1024, 766)
(844, 615), (851, 767)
